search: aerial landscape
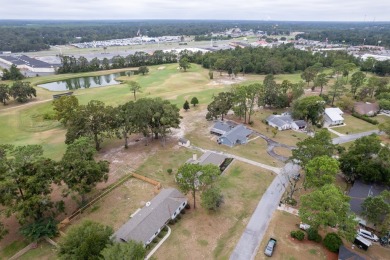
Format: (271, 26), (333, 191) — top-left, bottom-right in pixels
(1, 1), (390, 260)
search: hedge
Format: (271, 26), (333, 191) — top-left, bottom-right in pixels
(352, 112), (379, 125)
(291, 230), (305, 241)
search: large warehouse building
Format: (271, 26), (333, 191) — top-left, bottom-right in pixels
(0, 55), (55, 73)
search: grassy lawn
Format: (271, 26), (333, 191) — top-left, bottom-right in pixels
(334, 113), (379, 134)
(154, 160), (275, 260)
(255, 211), (331, 260)
(0, 240), (29, 259)
(19, 241), (57, 260)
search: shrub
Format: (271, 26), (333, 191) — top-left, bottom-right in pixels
(285, 197), (297, 206)
(167, 168), (173, 175)
(323, 232), (342, 252)
(291, 230), (305, 241)
(185, 203), (190, 209)
(351, 112), (379, 125)
(307, 228), (322, 243)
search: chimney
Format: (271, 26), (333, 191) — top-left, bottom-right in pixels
(193, 154), (197, 161)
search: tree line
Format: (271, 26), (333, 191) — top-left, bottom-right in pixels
(53, 96), (181, 150)
(0, 81), (36, 105)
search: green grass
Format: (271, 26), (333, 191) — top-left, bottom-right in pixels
(334, 113), (379, 134)
(18, 241), (57, 260)
(0, 240), (29, 259)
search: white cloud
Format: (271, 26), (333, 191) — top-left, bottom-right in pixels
(0, 0), (389, 21)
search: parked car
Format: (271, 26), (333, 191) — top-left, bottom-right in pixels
(358, 228), (379, 242)
(299, 223), (311, 231)
(264, 238), (277, 257)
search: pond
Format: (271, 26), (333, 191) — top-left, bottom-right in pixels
(38, 70), (137, 91)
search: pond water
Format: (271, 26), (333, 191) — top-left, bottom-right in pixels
(38, 70), (137, 91)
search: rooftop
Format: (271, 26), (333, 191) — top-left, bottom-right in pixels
(0, 55), (53, 68)
(325, 107), (344, 121)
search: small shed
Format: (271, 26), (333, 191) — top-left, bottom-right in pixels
(178, 138), (190, 147)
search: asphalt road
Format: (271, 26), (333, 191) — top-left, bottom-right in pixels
(332, 130), (380, 144)
(230, 162), (300, 260)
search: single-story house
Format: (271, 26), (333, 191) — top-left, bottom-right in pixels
(217, 124), (253, 147)
(354, 102), (379, 117)
(266, 114), (307, 131)
(187, 151), (232, 172)
(338, 245), (366, 260)
(112, 188), (187, 247)
(324, 107), (344, 126)
(210, 121), (236, 136)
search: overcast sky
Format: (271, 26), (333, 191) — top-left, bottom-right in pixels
(0, 0), (389, 21)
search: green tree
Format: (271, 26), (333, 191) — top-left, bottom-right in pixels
(0, 145), (61, 226)
(128, 81), (141, 100)
(176, 163), (220, 209)
(206, 92), (234, 121)
(101, 240), (146, 260)
(20, 217), (58, 242)
(361, 192), (390, 227)
(52, 95), (79, 126)
(58, 220), (113, 260)
(201, 186), (224, 211)
(138, 66), (149, 75)
(301, 67), (317, 88)
(1, 64), (25, 80)
(349, 71), (366, 97)
(214, 58), (226, 75)
(272, 127), (278, 138)
(323, 233), (343, 253)
(65, 100), (113, 150)
(299, 184), (357, 241)
(9, 81), (36, 103)
(379, 121), (390, 137)
(304, 155), (340, 189)
(291, 96), (325, 125)
(314, 73), (329, 95)
(0, 222), (7, 241)
(115, 101), (136, 149)
(328, 79), (346, 106)
(290, 130), (336, 168)
(61, 137), (109, 204)
(179, 57), (191, 72)
(0, 84), (10, 105)
(183, 100), (190, 111)
(190, 97), (199, 107)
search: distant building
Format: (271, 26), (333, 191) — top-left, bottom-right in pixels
(178, 137), (190, 147)
(354, 102), (379, 117)
(218, 124), (253, 147)
(112, 188), (187, 247)
(187, 151), (231, 171)
(324, 107), (344, 126)
(0, 55), (55, 73)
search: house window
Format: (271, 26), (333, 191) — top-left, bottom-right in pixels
(183, 202), (186, 206)
(155, 231), (158, 236)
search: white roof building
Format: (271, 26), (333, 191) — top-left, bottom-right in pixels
(324, 108), (344, 126)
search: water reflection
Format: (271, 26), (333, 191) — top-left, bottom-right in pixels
(38, 70), (137, 91)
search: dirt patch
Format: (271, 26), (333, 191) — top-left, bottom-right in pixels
(157, 66), (166, 70)
(207, 75), (246, 86)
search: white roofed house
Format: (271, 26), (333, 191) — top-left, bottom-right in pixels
(112, 188), (187, 247)
(266, 114), (307, 131)
(324, 107), (344, 126)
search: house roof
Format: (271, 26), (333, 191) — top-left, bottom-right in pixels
(179, 137), (188, 143)
(198, 151), (227, 166)
(222, 124), (252, 144)
(211, 121), (235, 135)
(354, 102), (379, 115)
(348, 180), (389, 215)
(112, 188), (187, 244)
(294, 120), (307, 128)
(266, 114), (295, 128)
(338, 245), (366, 260)
(325, 107), (344, 122)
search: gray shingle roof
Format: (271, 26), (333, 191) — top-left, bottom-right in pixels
(266, 115), (294, 128)
(338, 245), (366, 260)
(222, 124), (252, 144)
(348, 180), (389, 215)
(211, 121), (234, 135)
(112, 188), (187, 244)
(198, 151), (227, 166)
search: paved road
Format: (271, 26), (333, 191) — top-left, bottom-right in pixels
(230, 162), (300, 260)
(332, 130), (381, 144)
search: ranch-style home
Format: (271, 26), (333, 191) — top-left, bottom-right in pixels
(324, 107), (344, 126)
(265, 113), (307, 131)
(210, 121), (253, 147)
(354, 102), (379, 117)
(112, 188), (187, 247)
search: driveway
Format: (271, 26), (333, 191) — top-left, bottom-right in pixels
(332, 130), (381, 144)
(230, 162), (300, 260)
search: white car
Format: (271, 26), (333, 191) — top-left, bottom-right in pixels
(299, 223), (311, 231)
(358, 228), (379, 242)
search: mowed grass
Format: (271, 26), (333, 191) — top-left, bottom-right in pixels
(154, 160), (275, 260)
(333, 113), (379, 134)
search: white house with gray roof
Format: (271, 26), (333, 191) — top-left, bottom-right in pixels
(217, 124), (253, 147)
(112, 188), (187, 247)
(266, 114), (307, 131)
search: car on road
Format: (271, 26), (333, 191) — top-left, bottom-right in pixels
(358, 228), (379, 242)
(264, 238), (277, 256)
